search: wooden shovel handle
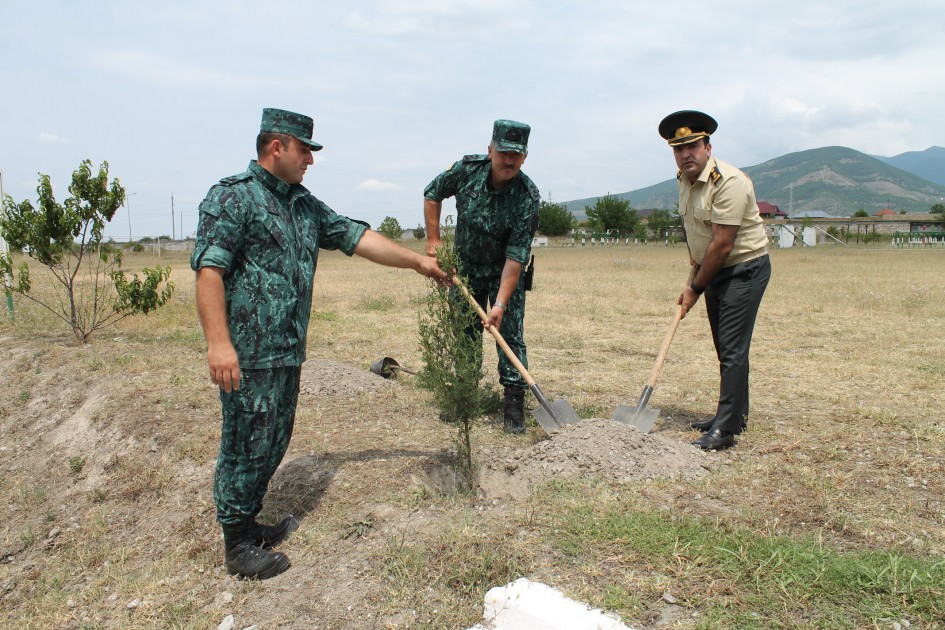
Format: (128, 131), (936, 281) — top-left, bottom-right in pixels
(646, 265), (698, 388)
(452, 276), (537, 387)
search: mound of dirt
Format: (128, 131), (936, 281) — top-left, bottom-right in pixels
(299, 359), (393, 398)
(478, 418), (713, 500)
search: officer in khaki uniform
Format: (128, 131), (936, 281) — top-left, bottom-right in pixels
(192, 108), (445, 579)
(423, 120), (540, 434)
(658, 110), (771, 450)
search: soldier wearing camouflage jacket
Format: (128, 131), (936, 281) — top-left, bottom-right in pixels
(193, 108), (444, 580)
(423, 119), (540, 434)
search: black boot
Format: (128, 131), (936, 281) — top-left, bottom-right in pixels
(222, 523), (291, 580)
(503, 385), (526, 435)
(249, 515), (299, 550)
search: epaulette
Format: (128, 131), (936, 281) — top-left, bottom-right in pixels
(524, 177), (540, 202)
(676, 170), (682, 180)
(462, 154), (488, 163)
(710, 165), (723, 186)
(219, 173), (252, 186)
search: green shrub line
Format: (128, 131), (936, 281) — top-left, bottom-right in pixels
(549, 488), (944, 628)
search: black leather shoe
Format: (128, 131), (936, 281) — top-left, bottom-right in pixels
(503, 385), (526, 435)
(225, 541), (291, 580)
(692, 418), (748, 433)
(249, 515), (299, 550)
(691, 428), (735, 450)
(690, 417), (716, 431)
(222, 523), (291, 580)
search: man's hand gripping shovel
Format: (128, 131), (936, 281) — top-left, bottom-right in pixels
(452, 275), (581, 434)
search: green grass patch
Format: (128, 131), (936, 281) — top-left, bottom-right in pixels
(360, 295), (396, 312)
(574, 402), (606, 418)
(383, 522), (531, 622)
(546, 482), (944, 628)
(311, 309), (339, 321)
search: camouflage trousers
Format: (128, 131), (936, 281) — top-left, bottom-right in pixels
(464, 274), (528, 389)
(214, 366), (301, 526)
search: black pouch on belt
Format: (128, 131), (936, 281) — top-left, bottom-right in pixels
(522, 255), (535, 291)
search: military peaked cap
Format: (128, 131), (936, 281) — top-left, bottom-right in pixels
(658, 110), (718, 146)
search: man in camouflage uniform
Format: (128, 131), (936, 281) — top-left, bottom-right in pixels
(192, 108), (445, 579)
(423, 119), (540, 434)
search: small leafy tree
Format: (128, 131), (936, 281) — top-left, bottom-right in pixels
(585, 194), (639, 234)
(853, 209), (869, 218)
(417, 220), (483, 491)
(930, 203), (945, 216)
(0, 159), (175, 342)
(413, 224), (426, 239)
(538, 200), (574, 236)
(378, 216), (403, 240)
(645, 209), (678, 240)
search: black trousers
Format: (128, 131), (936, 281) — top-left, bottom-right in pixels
(704, 255), (771, 434)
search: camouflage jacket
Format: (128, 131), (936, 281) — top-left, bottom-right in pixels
(191, 161), (367, 368)
(424, 155), (539, 279)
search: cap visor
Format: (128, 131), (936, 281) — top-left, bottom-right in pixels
(298, 137), (323, 151)
(494, 142), (526, 154)
(668, 134), (706, 147)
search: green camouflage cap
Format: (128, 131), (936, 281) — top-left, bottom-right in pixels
(260, 107), (323, 151)
(492, 119), (530, 154)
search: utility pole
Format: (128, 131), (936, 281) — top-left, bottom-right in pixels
(171, 195), (176, 240)
(125, 192), (137, 244)
(0, 171), (14, 320)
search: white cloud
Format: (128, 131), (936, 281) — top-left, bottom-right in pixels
(86, 49), (285, 90)
(36, 132), (68, 144)
(357, 179), (404, 192)
(343, 0), (532, 38)
(3, 0), (944, 238)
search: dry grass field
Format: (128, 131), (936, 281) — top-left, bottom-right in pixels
(0, 241), (942, 629)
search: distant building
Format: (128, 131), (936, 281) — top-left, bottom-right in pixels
(757, 201), (787, 218)
(874, 208), (896, 217)
(792, 210), (833, 219)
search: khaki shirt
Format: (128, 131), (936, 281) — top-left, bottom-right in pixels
(678, 157), (769, 267)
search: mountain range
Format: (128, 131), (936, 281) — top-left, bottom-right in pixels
(562, 146), (945, 219)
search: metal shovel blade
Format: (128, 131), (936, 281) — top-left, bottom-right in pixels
(531, 405), (562, 434)
(370, 356), (418, 378)
(612, 403), (659, 434)
(549, 398), (582, 425)
(532, 397), (582, 434)
(370, 357), (396, 378)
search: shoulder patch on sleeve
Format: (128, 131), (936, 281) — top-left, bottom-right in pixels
(219, 173), (252, 186)
(525, 178), (540, 202)
(710, 166), (723, 186)
(529, 212), (540, 233)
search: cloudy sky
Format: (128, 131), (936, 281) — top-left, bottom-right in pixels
(2, 0), (943, 240)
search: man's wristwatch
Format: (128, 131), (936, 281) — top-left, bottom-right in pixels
(494, 301), (506, 310)
(690, 283), (705, 296)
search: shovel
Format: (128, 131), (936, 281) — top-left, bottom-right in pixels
(453, 276), (581, 434)
(613, 266), (698, 433)
(370, 356), (417, 379)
